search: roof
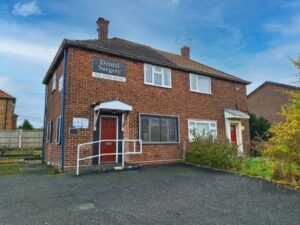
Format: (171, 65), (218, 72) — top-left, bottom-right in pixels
(0, 89), (15, 99)
(156, 49), (248, 84)
(248, 81), (300, 97)
(43, 37), (250, 85)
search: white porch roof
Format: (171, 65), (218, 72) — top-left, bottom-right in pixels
(224, 108), (249, 119)
(94, 100), (133, 112)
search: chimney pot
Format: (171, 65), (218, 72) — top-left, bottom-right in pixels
(181, 46), (190, 58)
(97, 17), (110, 40)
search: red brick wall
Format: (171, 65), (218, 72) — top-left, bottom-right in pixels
(45, 47), (250, 170)
(248, 84), (292, 123)
(0, 98), (16, 130)
(44, 59), (64, 168)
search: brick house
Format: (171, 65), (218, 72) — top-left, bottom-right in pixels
(0, 89), (18, 130)
(42, 17), (251, 171)
(248, 81), (300, 123)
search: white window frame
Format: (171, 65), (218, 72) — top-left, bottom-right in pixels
(144, 64), (172, 88)
(55, 116), (62, 145)
(189, 74), (212, 94)
(139, 113), (180, 144)
(46, 121), (52, 143)
(188, 119), (217, 141)
(58, 76), (63, 92)
(52, 72), (57, 92)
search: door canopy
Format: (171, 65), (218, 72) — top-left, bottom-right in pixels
(94, 100), (133, 112)
(224, 108), (249, 120)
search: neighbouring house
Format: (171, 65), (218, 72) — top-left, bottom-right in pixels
(0, 89), (18, 130)
(42, 17), (251, 171)
(248, 81), (300, 123)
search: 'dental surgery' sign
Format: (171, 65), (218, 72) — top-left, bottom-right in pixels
(92, 57), (126, 82)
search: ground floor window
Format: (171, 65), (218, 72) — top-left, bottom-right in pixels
(140, 114), (179, 143)
(47, 121), (53, 143)
(56, 116), (62, 145)
(188, 119), (217, 141)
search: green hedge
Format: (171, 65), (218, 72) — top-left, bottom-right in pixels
(186, 136), (239, 170)
(185, 136), (300, 188)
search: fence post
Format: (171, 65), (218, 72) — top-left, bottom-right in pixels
(18, 129), (22, 149)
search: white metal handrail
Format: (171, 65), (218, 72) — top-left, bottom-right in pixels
(76, 139), (142, 176)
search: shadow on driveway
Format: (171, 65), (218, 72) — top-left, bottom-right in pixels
(0, 164), (299, 225)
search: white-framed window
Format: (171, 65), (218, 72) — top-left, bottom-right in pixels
(144, 64), (171, 88)
(55, 116), (62, 145)
(59, 76), (63, 92)
(47, 121), (53, 143)
(140, 114), (179, 143)
(52, 73), (57, 92)
(190, 74), (211, 94)
(188, 119), (217, 141)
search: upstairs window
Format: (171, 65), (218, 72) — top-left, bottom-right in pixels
(144, 64), (171, 88)
(190, 74), (211, 94)
(59, 76), (63, 92)
(140, 114), (179, 143)
(52, 73), (57, 92)
(188, 120), (217, 141)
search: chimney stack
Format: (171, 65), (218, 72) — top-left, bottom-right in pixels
(97, 17), (110, 40)
(181, 46), (190, 58)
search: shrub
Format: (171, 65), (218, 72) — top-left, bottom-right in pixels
(249, 113), (271, 157)
(186, 134), (239, 170)
(249, 113), (271, 141)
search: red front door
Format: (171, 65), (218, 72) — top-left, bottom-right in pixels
(230, 124), (237, 145)
(100, 117), (117, 163)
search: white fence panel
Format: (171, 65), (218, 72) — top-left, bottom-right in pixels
(0, 130), (43, 149)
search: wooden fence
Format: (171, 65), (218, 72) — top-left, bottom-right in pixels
(0, 130), (43, 149)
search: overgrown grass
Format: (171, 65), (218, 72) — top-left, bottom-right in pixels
(186, 137), (300, 189)
(241, 157), (274, 178)
(3, 150), (41, 158)
(0, 163), (59, 176)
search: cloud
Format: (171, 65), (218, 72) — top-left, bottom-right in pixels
(12, 1), (41, 16)
(226, 43), (300, 93)
(0, 38), (56, 62)
(168, 0), (180, 7)
(279, 0), (300, 9)
(264, 15), (300, 35)
(0, 74), (44, 128)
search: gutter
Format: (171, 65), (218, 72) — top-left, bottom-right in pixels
(42, 85), (48, 163)
(60, 48), (68, 171)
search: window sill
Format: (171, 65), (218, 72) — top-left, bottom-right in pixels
(144, 83), (172, 89)
(141, 142), (180, 145)
(190, 90), (212, 95)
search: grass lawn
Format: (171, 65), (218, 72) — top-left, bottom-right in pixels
(0, 163), (58, 176)
(2, 150), (41, 157)
(240, 157), (275, 178)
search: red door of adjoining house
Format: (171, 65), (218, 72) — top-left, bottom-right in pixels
(230, 124), (237, 145)
(100, 117), (117, 163)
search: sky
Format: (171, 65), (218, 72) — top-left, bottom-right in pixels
(0, 0), (299, 128)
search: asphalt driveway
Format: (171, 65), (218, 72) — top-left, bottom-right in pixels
(0, 164), (299, 225)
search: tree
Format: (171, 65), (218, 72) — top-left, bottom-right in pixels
(19, 119), (34, 130)
(293, 58), (300, 87)
(249, 113), (271, 141)
(262, 60), (300, 166)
